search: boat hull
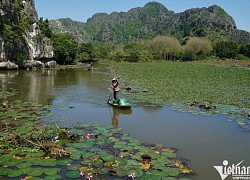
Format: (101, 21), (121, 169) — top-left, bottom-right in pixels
(108, 100), (131, 109)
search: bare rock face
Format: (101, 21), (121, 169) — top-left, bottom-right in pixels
(45, 60), (57, 68)
(23, 60), (45, 69)
(0, 61), (18, 70)
(0, 0), (53, 63)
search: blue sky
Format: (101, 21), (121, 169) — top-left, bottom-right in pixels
(35, 0), (250, 32)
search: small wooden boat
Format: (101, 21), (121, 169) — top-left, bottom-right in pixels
(108, 98), (131, 109)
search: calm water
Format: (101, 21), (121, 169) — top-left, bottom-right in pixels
(1, 63), (250, 180)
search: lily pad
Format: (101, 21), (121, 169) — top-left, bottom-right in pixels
(6, 159), (22, 166)
(17, 162), (32, 168)
(98, 167), (109, 175)
(8, 169), (24, 178)
(35, 158), (57, 167)
(28, 168), (43, 176)
(66, 170), (80, 179)
(44, 174), (62, 180)
(0, 167), (12, 176)
(56, 158), (72, 166)
(44, 168), (61, 175)
(67, 164), (81, 171)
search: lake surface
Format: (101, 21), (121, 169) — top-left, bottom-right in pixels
(1, 63), (250, 180)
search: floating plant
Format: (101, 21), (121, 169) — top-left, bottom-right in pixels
(0, 88), (194, 179)
(113, 61), (250, 131)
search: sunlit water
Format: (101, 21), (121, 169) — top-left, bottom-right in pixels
(1, 63), (250, 180)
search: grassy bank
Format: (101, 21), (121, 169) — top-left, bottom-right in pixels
(113, 61), (250, 108)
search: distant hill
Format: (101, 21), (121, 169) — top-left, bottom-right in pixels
(49, 2), (250, 44)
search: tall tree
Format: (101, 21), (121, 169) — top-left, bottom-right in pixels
(52, 33), (78, 65)
(239, 44), (250, 58)
(184, 37), (213, 60)
(214, 41), (239, 59)
(124, 42), (145, 62)
(39, 17), (53, 38)
(149, 35), (182, 60)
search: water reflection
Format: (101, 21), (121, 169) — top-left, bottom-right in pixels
(0, 69), (56, 104)
(0, 64), (112, 106)
(110, 107), (132, 128)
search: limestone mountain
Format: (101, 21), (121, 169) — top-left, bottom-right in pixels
(49, 18), (90, 44)
(0, 0), (53, 62)
(49, 2), (250, 44)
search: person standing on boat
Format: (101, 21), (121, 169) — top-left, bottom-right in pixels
(111, 77), (119, 100)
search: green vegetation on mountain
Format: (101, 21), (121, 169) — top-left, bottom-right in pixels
(1, 0), (30, 62)
(45, 2), (250, 64)
(49, 2), (250, 45)
(39, 18), (53, 39)
(0, 0), (53, 64)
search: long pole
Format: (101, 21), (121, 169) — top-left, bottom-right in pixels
(107, 89), (112, 103)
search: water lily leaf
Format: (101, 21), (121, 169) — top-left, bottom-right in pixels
(44, 174), (62, 180)
(81, 152), (93, 159)
(92, 158), (103, 167)
(151, 159), (170, 169)
(71, 142), (88, 149)
(70, 151), (82, 160)
(125, 160), (139, 167)
(1, 153), (15, 159)
(28, 168), (43, 176)
(71, 129), (85, 136)
(127, 169), (144, 178)
(80, 159), (92, 166)
(140, 174), (160, 179)
(56, 158), (72, 166)
(17, 162), (32, 168)
(35, 158), (57, 167)
(161, 149), (176, 158)
(114, 144), (127, 149)
(116, 169), (127, 177)
(101, 154), (115, 162)
(6, 159), (22, 166)
(88, 147), (101, 152)
(98, 167), (109, 174)
(44, 168), (60, 175)
(160, 167), (180, 177)
(66, 170), (80, 179)
(67, 164), (81, 171)
(24, 157), (39, 164)
(31, 151), (46, 157)
(20, 167), (34, 174)
(65, 147), (77, 153)
(79, 166), (88, 173)
(8, 169), (24, 178)
(0, 167), (12, 175)
(85, 138), (96, 145)
(145, 169), (164, 177)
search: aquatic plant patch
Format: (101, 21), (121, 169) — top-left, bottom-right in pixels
(0, 88), (194, 179)
(60, 123), (195, 179)
(113, 61), (250, 131)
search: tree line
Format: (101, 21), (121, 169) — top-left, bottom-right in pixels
(39, 18), (250, 64)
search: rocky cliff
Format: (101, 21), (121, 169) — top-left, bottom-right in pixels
(49, 2), (250, 44)
(0, 0), (53, 63)
(49, 18), (90, 44)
